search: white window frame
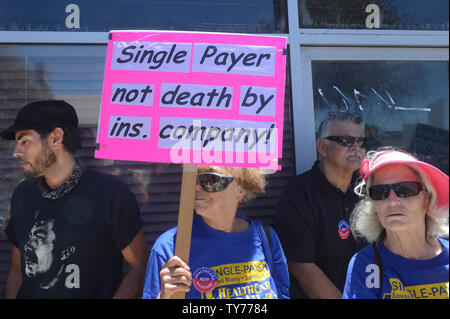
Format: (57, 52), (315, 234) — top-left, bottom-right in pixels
(287, 0), (450, 174)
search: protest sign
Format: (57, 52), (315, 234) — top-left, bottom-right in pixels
(95, 31), (287, 298)
(95, 30), (287, 170)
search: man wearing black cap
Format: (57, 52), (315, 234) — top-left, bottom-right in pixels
(1, 100), (149, 299)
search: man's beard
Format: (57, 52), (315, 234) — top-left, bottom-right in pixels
(24, 145), (57, 179)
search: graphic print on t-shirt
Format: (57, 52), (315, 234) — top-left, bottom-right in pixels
(23, 212), (79, 289)
(195, 261), (277, 299)
(383, 278), (449, 299)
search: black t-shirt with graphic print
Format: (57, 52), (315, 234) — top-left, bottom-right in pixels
(6, 169), (143, 298)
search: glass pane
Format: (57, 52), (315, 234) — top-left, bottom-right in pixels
(0, 0), (288, 33)
(299, 0), (449, 30)
(312, 61), (449, 174)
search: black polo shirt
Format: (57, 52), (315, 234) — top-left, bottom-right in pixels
(274, 161), (366, 298)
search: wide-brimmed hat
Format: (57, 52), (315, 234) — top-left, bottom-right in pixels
(0, 100), (78, 140)
(360, 150), (449, 211)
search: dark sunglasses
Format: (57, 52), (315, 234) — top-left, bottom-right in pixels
(325, 136), (368, 148)
(368, 181), (424, 201)
(197, 172), (235, 193)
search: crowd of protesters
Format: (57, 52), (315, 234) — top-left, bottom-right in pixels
(1, 100), (448, 299)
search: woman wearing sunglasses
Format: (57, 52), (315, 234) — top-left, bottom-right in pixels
(142, 165), (290, 299)
(342, 148), (449, 299)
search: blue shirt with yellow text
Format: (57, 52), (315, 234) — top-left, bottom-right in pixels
(343, 238), (449, 299)
(142, 214), (290, 299)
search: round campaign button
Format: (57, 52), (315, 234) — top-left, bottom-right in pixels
(338, 220), (350, 240)
(192, 267), (218, 294)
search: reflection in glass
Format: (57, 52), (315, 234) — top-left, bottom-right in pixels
(299, 0), (449, 30)
(0, 0), (288, 33)
(312, 61), (449, 174)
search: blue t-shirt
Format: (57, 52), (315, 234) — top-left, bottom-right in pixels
(343, 238), (449, 299)
(143, 214), (290, 299)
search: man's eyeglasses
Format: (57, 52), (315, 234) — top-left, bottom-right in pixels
(197, 172), (235, 193)
(325, 136), (368, 148)
(368, 181), (424, 201)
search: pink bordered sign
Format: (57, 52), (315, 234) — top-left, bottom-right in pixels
(95, 30), (287, 170)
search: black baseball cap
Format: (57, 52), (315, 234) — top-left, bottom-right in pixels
(0, 100), (79, 140)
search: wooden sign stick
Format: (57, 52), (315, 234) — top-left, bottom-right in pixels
(171, 164), (198, 299)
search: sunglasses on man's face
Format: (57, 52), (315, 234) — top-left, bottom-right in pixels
(368, 181), (424, 201)
(196, 172), (235, 193)
(325, 136), (368, 148)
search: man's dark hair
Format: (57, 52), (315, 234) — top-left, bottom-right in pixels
(35, 126), (81, 155)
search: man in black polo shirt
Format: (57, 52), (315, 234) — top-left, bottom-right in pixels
(274, 112), (367, 299)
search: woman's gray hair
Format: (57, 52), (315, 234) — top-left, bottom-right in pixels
(350, 147), (449, 243)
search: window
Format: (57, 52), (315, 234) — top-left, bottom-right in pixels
(306, 49), (449, 175)
(298, 0), (449, 30)
(0, 0), (288, 33)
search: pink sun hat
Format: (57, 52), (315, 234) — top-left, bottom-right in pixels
(360, 150), (449, 212)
